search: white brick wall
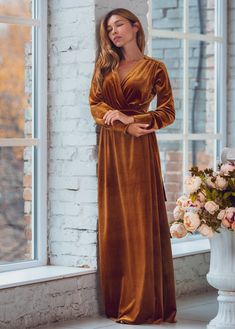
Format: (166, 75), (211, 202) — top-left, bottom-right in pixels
(174, 253), (213, 297)
(48, 0), (98, 268)
(0, 274), (99, 329)
(228, 0), (235, 146)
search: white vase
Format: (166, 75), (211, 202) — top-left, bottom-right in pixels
(206, 227), (235, 328)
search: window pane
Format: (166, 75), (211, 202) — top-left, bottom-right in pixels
(152, 38), (183, 134)
(189, 41), (215, 134)
(0, 1), (32, 18)
(189, 0), (215, 35)
(0, 146), (33, 265)
(0, 24), (32, 138)
(158, 140), (183, 223)
(152, 0), (183, 31)
(188, 140), (214, 170)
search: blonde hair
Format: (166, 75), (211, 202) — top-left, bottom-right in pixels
(92, 8), (145, 93)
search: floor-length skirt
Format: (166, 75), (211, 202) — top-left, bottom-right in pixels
(97, 127), (177, 324)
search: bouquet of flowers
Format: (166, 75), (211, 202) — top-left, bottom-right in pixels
(170, 162), (235, 239)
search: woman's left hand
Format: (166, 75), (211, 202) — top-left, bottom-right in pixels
(103, 110), (134, 125)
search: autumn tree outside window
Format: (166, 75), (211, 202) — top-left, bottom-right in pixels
(0, 0), (47, 272)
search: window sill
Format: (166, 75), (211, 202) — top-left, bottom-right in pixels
(0, 237), (210, 289)
(172, 235), (210, 258)
(0, 265), (96, 290)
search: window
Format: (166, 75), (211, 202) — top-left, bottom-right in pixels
(148, 0), (226, 251)
(0, 0), (47, 272)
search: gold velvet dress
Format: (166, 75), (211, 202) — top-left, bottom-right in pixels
(89, 55), (177, 324)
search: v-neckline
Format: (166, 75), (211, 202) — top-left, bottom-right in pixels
(115, 55), (147, 86)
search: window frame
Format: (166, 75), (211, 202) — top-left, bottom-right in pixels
(0, 0), (47, 272)
(148, 0), (227, 255)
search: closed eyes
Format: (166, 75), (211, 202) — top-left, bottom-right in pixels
(107, 23), (124, 33)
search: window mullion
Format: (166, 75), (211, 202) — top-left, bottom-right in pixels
(0, 138), (38, 147)
(183, 0), (189, 192)
(0, 15), (39, 26)
(147, 0), (152, 56)
(151, 29), (222, 43)
(216, 0), (227, 167)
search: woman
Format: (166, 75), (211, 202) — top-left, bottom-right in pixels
(89, 7), (177, 325)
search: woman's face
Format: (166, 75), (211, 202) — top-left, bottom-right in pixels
(106, 14), (138, 47)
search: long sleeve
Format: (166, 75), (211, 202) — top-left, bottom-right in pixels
(132, 61), (175, 130)
(89, 74), (129, 134)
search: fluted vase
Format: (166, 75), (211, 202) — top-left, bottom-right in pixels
(206, 227), (235, 328)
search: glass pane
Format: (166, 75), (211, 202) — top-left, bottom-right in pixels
(158, 140), (183, 223)
(0, 146), (33, 265)
(188, 140), (214, 170)
(152, 0), (183, 31)
(188, 41), (215, 134)
(189, 0), (215, 35)
(0, 1), (32, 18)
(152, 38), (183, 134)
(0, 24), (32, 138)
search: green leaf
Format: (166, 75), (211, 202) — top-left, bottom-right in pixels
(223, 191), (232, 199)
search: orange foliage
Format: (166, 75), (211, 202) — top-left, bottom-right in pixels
(0, 2), (32, 138)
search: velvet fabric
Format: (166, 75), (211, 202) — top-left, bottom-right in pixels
(89, 55), (177, 324)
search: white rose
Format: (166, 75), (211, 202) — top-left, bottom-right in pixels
(205, 177), (216, 188)
(198, 224), (214, 239)
(185, 176), (202, 194)
(215, 176), (228, 190)
(205, 201), (219, 215)
(170, 223), (188, 238)
(173, 206), (185, 220)
(183, 212), (201, 232)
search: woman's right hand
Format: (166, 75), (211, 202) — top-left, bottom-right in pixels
(126, 123), (156, 137)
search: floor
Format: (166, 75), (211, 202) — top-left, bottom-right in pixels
(38, 290), (218, 329)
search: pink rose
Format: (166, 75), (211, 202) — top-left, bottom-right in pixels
(189, 200), (202, 211)
(170, 223), (188, 238)
(205, 177), (216, 188)
(221, 218), (231, 228)
(183, 212), (201, 232)
(197, 192), (206, 203)
(225, 207), (235, 221)
(198, 224), (214, 239)
(220, 163), (235, 175)
(217, 209), (226, 220)
(205, 201), (219, 215)
(185, 176), (202, 194)
(173, 206), (185, 220)
(215, 176), (228, 190)
(176, 195), (191, 209)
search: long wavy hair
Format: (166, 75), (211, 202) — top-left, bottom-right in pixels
(92, 8), (145, 94)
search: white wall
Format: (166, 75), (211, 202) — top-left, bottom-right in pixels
(48, 0), (98, 268)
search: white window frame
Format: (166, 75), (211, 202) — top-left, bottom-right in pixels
(0, 0), (47, 272)
(148, 0), (227, 256)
